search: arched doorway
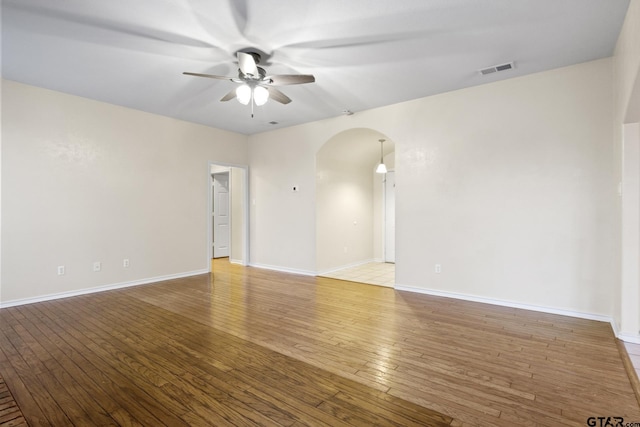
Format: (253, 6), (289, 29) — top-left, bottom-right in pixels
(315, 128), (395, 287)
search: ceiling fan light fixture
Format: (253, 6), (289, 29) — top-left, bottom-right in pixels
(184, 49), (314, 113)
(236, 84), (251, 105)
(253, 86), (269, 106)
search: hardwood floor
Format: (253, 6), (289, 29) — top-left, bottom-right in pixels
(1, 259), (639, 426)
(0, 374), (26, 426)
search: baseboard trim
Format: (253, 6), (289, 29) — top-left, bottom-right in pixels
(0, 269), (209, 309)
(617, 339), (640, 407)
(618, 333), (640, 344)
(249, 263), (316, 276)
(395, 284), (616, 328)
(229, 258), (245, 266)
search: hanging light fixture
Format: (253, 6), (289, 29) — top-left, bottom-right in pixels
(236, 84), (251, 105)
(235, 84), (270, 118)
(376, 139), (388, 174)
(235, 84), (269, 106)
(253, 85), (269, 106)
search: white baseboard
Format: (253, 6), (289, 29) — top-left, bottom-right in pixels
(249, 262), (316, 276)
(229, 258), (245, 266)
(0, 269), (209, 309)
(317, 258), (379, 276)
(5, 267), (633, 345)
(395, 284), (617, 331)
(618, 333), (640, 344)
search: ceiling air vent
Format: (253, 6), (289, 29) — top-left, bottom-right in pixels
(479, 62), (514, 76)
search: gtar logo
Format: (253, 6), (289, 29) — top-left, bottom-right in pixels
(586, 417), (624, 427)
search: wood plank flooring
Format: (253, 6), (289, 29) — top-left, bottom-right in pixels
(1, 258), (639, 426)
(0, 374), (27, 426)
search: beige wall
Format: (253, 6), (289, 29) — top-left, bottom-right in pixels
(0, 51), (624, 325)
(247, 125), (324, 274)
(395, 58), (615, 316)
(230, 167), (245, 263)
(615, 1), (640, 125)
(316, 129), (379, 273)
(615, 1), (640, 340)
(1, 80), (247, 304)
(249, 58), (617, 318)
(0, 78), (3, 304)
(372, 151), (395, 261)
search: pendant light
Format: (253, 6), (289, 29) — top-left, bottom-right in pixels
(236, 84), (251, 105)
(376, 139), (387, 174)
(236, 84), (270, 107)
(253, 86), (269, 106)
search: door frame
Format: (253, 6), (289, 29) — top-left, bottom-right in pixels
(212, 171), (230, 259)
(207, 162), (250, 271)
(382, 170), (395, 263)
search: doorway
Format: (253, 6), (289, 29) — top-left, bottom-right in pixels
(208, 163), (249, 269)
(212, 172), (230, 258)
(315, 129), (395, 287)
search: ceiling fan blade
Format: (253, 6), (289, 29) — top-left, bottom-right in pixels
(183, 72), (234, 81)
(7, 2), (231, 61)
(267, 87), (292, 105)
(237, 51), (258, 77)
(265, 74), (315, 86)
(220, 89), (237, 102)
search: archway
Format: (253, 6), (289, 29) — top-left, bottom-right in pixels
(315, 128), (395, 287)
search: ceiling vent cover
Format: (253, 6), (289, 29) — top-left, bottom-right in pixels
(479, 62), (514, 76)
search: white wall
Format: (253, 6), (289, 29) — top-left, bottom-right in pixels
(621, 123), (640, 338)
(614, 1), (640, 339)
(615, 1), (640, 125)
(247, 125), (325, 274)
(249, 58), (616, 318)
(230, 167), (245, 263)
(0, 30), (3, 304)
(1, 56), (620, 322)
(1, 80), (247, 304)
(316, 129), (378, 273)
(396, 59), (615, 317)
(372, 151), (395, 261)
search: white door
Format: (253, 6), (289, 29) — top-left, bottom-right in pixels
(385, 171), (396, 263)
(213, 172), (230, 258)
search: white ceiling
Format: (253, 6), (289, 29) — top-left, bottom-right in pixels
(2, 0), (630, 135)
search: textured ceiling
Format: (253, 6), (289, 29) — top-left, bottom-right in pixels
(1, 0), (630, 135)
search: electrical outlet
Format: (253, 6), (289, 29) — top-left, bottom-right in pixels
(435, 264), (442, 274)
(123, 258), (130, 268)
(57, 265), (65, 276)
(93, 261), (101, 272)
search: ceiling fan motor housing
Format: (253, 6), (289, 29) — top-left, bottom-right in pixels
(240, 66), (267, 80)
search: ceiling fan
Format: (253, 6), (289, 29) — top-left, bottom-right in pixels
(183, 51), (315, 116)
